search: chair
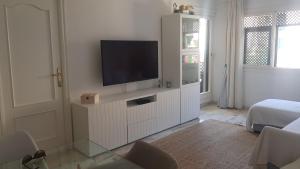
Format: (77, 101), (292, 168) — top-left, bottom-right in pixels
(124, 141), (178, 169)
(249, 118), (300, 168)
(0, 131), (39, 163)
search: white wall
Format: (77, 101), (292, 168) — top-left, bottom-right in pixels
(0, 75), (2, 136)
(64, 0), (216, 100)
(212, 0), (300, 107)
(244, 67), (300, 107)
(211, 0), (228, 103)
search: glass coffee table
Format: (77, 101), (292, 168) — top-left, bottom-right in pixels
(0, 140), (143, 169)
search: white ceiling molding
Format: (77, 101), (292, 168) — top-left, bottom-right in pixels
(244, 0), (300, 15)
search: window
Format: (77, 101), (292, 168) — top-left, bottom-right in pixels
(199, 18), (210, 93)
(276, 26), (300, 68)
(244, 10), (300, 68)
(244, 28), (272, 65)
(276, 11), (300, 68)
(244, 15), (272, 66)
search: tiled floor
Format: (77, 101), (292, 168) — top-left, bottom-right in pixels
(200, 103), (248, 126)
(113, 103), (249, 155)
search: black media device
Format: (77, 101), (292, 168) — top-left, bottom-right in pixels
(135, 98), (152, 105)
(101, 40), (159, 86)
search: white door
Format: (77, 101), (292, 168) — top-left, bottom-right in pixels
(0, 0), (65, 150)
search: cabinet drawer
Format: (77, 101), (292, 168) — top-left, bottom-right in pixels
(128, 118), (158, 143)
(127, 102), (158, 124)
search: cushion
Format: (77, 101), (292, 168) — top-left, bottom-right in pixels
(283, 118), (300, 134)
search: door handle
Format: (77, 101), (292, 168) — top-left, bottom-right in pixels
(52, 68), (63, 87)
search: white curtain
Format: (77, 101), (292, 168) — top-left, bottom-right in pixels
(218, 0), (244, 109)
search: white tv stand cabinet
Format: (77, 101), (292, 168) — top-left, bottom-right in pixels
(72, 88), (181, 150)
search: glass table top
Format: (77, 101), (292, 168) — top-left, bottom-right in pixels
(0, 140), (143, 169)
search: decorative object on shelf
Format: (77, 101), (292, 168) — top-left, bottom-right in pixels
(166, 81), (172, 88)
(173, 3), (194, 15)
(183, 55), (199, 64)
(187, 5), (194, 15)
(81, 93), (100, 104)
(173, 4), (194, 15)
(158, 79), (162, 88)
(179, 5), (193, 14)
(173, 3), (180, 13)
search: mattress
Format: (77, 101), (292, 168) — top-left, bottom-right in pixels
(246, 99), (300, 132)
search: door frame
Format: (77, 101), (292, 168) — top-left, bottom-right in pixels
(57, 0), (72, 145)
(0, 0), (72, 145)
(0, 73), (3, 136)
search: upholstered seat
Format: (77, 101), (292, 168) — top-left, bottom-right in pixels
(0, 131), (39, 163)
(124, 141), (178, 169)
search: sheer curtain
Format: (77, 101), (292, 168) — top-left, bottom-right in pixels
(218, 0), (244, 109)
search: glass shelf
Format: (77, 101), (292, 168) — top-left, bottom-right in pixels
(182, 54), (199, 85)
(182, 18), (200, 50)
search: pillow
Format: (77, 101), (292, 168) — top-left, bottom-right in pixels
(281, 158), (300, 169)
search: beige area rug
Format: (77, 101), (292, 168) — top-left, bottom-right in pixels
(153, 120), (258, 169)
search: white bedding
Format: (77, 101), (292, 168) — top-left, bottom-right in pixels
(246, 99), (300, 132)
(249, 124), (300, 168)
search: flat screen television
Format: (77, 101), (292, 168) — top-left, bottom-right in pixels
(101, 40), (158, 86)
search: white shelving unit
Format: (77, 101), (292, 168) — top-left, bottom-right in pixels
(72, 88), (180, 150)
(162, 14), (201, 123)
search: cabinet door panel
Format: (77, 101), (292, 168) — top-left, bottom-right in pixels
(181, 85), (200, 123)
(182, 18), (200, 50)
(89, 101), (127, 150)
(157, 90), (180, 131)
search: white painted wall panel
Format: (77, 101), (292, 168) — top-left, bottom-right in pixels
(6, 4), (55, 107)
(15, 110), (57, 142)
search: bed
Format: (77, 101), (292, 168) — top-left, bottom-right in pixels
(246, 99), (300, 132)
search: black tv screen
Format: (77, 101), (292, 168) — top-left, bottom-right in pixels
(101, 40), (158, 86)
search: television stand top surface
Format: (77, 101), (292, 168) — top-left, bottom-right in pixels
(102, 87), (178, 103)
(73, 87), (179, 106)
